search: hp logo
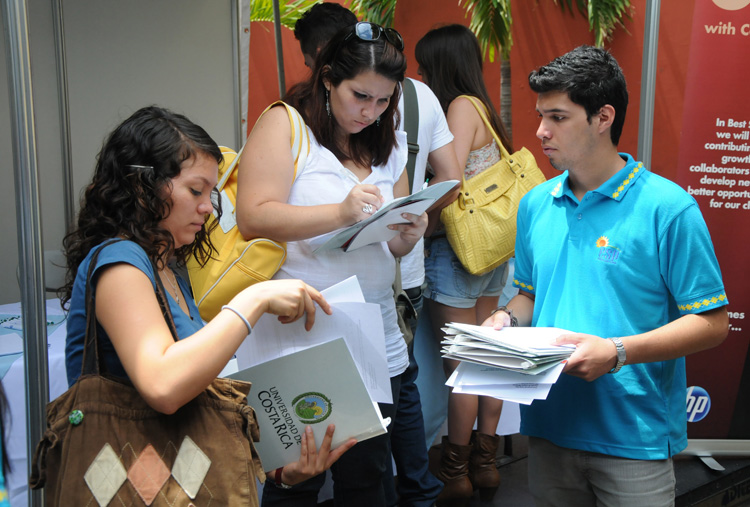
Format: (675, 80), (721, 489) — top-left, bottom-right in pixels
(686, 386), (711, 422)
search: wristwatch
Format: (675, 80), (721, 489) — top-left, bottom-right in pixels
(608, 337), (626, 374)
(490, 306), (518, 327)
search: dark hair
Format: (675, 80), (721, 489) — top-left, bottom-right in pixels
(528, 45), (628, 145)
(294, 2), (357, 58)
(285, 26), (406, 168)
(60, 106), (223, 308)
(415, 24), (512, 152)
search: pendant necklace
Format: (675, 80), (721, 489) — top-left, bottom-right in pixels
(163, 268), (181, 305)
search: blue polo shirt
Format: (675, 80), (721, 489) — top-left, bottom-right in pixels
(514, 153), (727, 459)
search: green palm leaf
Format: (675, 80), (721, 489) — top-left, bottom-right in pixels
(552, 0), (632, 47)
(588, 0), (632, 47)
(460, 0), (512, 62)
(250, 0), (322, 30)
(349, 0), (398, 27)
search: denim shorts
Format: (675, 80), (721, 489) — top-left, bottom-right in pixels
(423, 235), (508, 309)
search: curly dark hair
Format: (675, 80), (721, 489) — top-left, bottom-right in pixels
(284, 24), (406, 169)
(60, 106), (222, 308)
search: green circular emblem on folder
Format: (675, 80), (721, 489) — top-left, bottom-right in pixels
(292, 392), (332, 424)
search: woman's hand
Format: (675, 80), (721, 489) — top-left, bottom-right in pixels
(389, 212), (428, 244)
(231, 280), (332, 331)
(339, 184), (384, 225)
(278, 425), (357, 486)
(387, 212), (428, 258)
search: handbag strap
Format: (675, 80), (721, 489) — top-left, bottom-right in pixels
(457, 95), (512, 161)
(80, 239), (179, 377)
(217, 101), (309, 192)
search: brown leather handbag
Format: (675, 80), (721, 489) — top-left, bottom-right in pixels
(30, 243), (265, 506)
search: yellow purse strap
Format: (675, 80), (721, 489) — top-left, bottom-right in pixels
(218, 101), (309, 192)
(457, 95), (512, 160)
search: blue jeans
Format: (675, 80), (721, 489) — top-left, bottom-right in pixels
(262, 376), (402, 507)
(424, 236), (507, 308)
(383, 287), (443, 507)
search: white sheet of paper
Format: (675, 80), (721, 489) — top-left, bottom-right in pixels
(450, 360), (566, 386)
(320, 275), (365, 304)
(445, 323), (576, 355)
(445, 361), (564, 403)
(314, 180), (459, 253)
(233, 301), (392, 403)
(345, 200), (433, 251)
(450, 384), (541, 405)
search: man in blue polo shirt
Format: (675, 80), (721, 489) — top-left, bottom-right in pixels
(485, 45), (729, 505)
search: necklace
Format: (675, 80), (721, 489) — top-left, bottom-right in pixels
(163, 268), (181, 305)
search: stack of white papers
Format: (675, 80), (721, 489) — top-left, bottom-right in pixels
(447, 361), (565, 405)
(441, 323), (575, 375)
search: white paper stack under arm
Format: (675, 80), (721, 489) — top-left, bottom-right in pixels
(441, 323), (575, 375)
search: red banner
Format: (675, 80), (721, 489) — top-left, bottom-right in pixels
(677, 0), (750, 438)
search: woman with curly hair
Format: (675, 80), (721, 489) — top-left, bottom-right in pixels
(62, 106), (354, 491)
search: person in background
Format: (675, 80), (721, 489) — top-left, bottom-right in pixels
(62, 106), (355, 496)
(237, 20), (427, 506)
(485, 45), (729, 506)
(415, 24), (514, 506)
(293, 5), (460, 506)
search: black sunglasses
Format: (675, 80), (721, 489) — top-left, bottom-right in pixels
(343, 22), (404, 52)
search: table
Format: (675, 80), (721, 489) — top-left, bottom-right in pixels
(1, 299), (68, 507)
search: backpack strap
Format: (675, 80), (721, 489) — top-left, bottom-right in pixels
(402, 78), (420, 192)
(217, 100), (310, 192)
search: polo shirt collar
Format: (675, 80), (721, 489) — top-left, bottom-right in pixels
(548, 153), (646, 202)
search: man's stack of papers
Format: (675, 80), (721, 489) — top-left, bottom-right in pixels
(447, 361), (565, 405)
(442, 324), (578, 404)
(441, 323), (575, 375)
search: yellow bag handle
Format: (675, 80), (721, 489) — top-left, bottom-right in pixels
(218, 101), (309, 192)
(456, 95), (512, 161)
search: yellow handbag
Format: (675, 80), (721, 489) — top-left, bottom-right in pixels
(187, 101), (309, 320)
(441, 95), (546, 275)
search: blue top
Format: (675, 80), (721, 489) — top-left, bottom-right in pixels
(514, 153), (728, 459)
(65, 240), (203, 386)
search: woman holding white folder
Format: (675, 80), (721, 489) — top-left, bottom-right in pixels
(236, 22), (427, 507)
(61, 106), (355, 497)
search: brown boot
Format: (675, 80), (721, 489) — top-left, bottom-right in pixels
(434, 436), (473, 507)
(468, 432), (501, 501)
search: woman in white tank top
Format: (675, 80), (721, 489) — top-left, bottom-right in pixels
(237, 22), (428, 507)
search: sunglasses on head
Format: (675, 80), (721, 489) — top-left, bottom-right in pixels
(343, 22), (404, 52)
